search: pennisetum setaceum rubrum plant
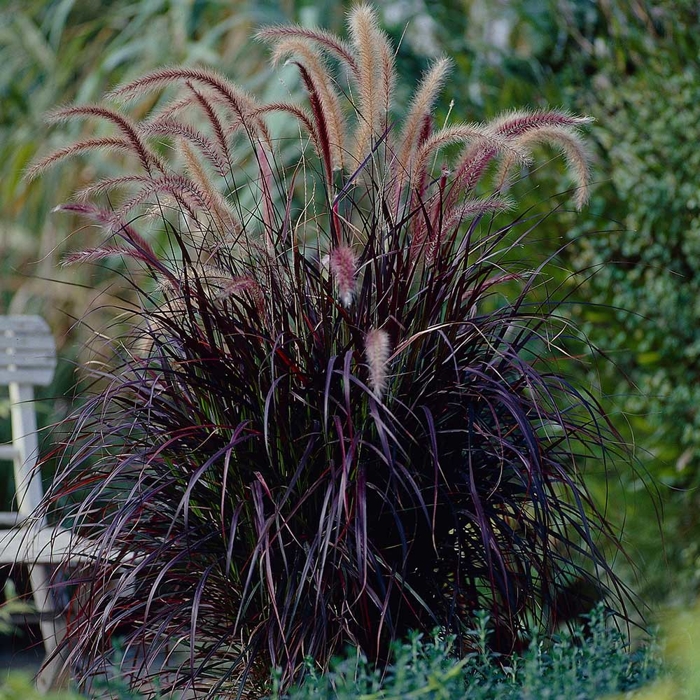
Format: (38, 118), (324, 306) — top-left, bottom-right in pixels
(30, 5), (633, 697)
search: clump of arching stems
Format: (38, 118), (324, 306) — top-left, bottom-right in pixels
(31, 5), (631, 698)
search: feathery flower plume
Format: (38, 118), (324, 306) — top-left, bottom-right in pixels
(410, 123), (512, 187)
(495, 125), (591, 209)
(489, 108), (593, 137)
(349, 5), (383, 164)
(25, 137), (134, 181)
(271, 38), (345, 170)
(178, 139), (241, 240)
(329, 244), (358, 306)
(218, 275), (266, 316)
(378, 32), (396, 127)
(142, 119), (229, 177)
(46, 104), (163, 174)
(441, 195), (514, 231)
(395, 57), (452, 188)
(365, 328), (391, 398)
(256, 24), (359, 77)
(107, 66), (271, 145)
(60, 245), (152, 267)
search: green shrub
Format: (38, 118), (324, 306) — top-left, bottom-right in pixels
(560, 7), (700, 604)
(274, 608), (659, 700)
(576, 65), (700, 472)
(0, 609), (660, 700)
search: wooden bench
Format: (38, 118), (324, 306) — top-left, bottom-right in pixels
(0, 315), (68, 690)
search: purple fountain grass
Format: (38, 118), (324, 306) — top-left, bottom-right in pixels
(30, 4), (632, 698)
(328, 244), (358, 307)
(364, 328), (391, 398)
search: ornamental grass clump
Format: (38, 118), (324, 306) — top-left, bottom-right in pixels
(32, 5), (628, 697)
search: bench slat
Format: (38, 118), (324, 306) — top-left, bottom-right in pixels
(0, 527), (97, 565)
(0, 336), (56, 352)
(0, 353), (57, 369)
(0, 368), (56, 386)
(0, 512), (24, 526)
(0, 315), (70, 688)
(0, 316), (56, 385)
(0, 317), (52, 333)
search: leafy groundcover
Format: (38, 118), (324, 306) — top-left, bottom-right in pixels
(273, 608), (658, 700)
(0, 608), (659, 699)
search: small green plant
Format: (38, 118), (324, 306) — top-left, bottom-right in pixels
(32, 4), (632, 697)
(0, 673), (83, 700)
(273, 607), (659, 699)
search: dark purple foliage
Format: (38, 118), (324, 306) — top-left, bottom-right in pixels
(32, 7), (633, 697)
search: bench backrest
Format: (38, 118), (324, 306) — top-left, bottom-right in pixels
(0, 316), (56, 523)
(0, 315), (56, 386)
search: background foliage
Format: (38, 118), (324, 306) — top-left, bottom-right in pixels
(365, 0), (700, 608)
(446, 0), (700, 605)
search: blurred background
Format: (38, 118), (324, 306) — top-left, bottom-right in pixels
(1, 0), (698, 646)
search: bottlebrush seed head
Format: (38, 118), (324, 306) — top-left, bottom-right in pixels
(329, 244), (358, 307)
(365, 328), (391, 399)
(218, 275), (266, 316)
